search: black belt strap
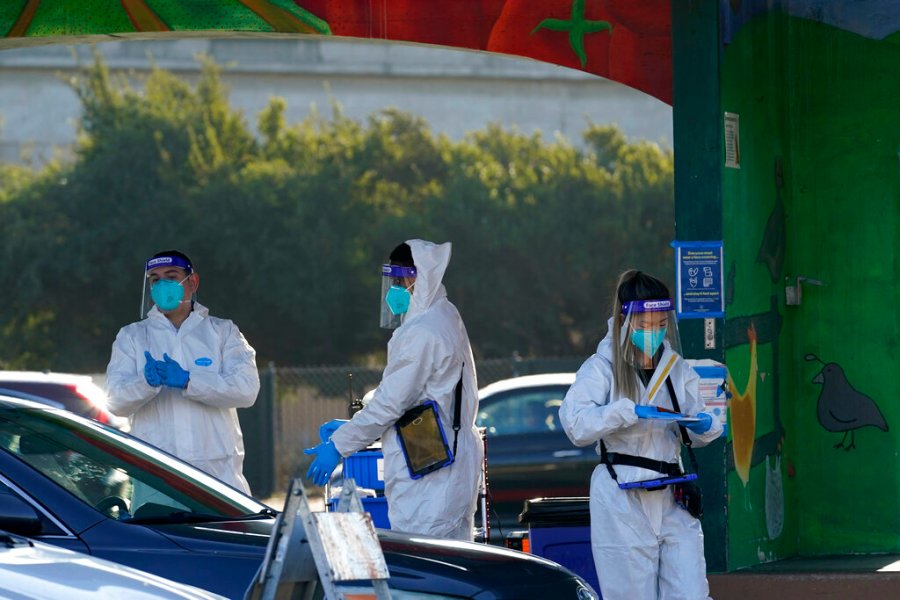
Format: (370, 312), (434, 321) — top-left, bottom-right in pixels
(600, 375), (697, 481)
(451, 364), (463, 457)
(665, 376), (699, 474)
(600, 441), (683, 480)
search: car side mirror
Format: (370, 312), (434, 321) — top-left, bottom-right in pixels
(0, 493), (42, 536)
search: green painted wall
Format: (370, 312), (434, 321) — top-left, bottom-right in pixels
(672, 0), (728, 573)
(721, 12), (900, 569)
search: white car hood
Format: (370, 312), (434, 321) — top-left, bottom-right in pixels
(0, 533), (226, 599)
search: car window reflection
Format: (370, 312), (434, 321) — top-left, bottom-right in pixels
(477, 388), (566, 436)
(0, 408), (263, 521)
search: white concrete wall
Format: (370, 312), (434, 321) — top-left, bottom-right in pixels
(0, 37), (672, 166)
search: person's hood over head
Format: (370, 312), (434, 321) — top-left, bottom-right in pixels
(406, 239), (451, 319)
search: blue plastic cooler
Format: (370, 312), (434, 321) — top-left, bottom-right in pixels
(518, 497), (600, 597)
(343, 446), (385, 491)
(326, 444), (390, 528)
(327, 496), (391, 529)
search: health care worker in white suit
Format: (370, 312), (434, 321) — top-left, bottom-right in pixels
(106, 250), (259, 494)
(560, 270), (723, 600)
(305, 240), (483, 540)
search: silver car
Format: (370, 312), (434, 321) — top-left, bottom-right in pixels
(0, 529), (226, 599)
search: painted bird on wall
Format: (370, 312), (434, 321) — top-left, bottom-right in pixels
(805, 354), (889, 450)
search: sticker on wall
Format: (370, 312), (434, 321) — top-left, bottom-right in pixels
(724, 112), (740, 168)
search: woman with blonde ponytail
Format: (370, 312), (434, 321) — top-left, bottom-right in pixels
(559, 270), (723, 600)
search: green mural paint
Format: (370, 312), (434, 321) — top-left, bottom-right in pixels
(0, 1), (28, 38)
(531, 0), (612, 68)
(146, 0), (272, 33)
(29, 0), (135, 36)
(722, 12), (900, 568)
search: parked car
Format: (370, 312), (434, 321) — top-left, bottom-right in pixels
(477, 373), (595, 533)
(0, 370), (126, 429)
(0, 528), (227, 599)
(0, 395), (598, 600)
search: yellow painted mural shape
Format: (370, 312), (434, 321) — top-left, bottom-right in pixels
(727, 323), (758, 486)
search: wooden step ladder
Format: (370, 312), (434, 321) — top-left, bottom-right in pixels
(246, 477), (392, 600)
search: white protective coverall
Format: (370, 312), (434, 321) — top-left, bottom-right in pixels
(330, 239), (483, 540)
(559, 324), (722, 600)
(106, 302), (259, 493)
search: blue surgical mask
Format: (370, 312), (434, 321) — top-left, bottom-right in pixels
(385, 285), (412, 315)
(151, 277), (189, 312)
(630, 328), (667, 355)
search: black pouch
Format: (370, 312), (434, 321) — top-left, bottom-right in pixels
(673, 480), (703, 519)
(664, 377), (703, 520)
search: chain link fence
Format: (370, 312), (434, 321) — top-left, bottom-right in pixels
(240, 357), (583, 498)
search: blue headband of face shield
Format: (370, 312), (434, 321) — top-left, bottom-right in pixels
(621, 298), (673, 315)
(146, 255), (193, 274)
(382, 264), (417, 280)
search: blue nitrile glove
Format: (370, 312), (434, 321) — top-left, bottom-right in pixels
(681, 412), (713, 434)
(319, 419), (349, 443)
(304, 441), (342, 486)
(634, 405), (658, 419)
(158, 353), (190, 389)
(143, 351), (162, 387)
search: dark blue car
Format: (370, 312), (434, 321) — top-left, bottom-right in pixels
(0, 396), (598, 599)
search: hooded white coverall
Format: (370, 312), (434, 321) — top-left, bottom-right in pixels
(106, 302), (260, 494)
(559, 325), (722, 600)
(330, 239), (483, 540)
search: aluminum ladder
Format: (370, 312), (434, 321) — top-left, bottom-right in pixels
(247, 477), (392, 600)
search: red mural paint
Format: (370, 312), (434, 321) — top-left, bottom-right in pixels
(295, 0), (673, 104)
(605, 1), (670, 37)
(297, 0), (507, 49)
(608, 25), (672, 104)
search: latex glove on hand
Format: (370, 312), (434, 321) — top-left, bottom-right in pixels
(158, 353), (190, 389)
(304, 441), (342, 486)
(143, 351), (162, 387)
(319, 419), (349, 443)
(681, 412), (713, 434)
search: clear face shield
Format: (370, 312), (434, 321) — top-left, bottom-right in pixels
(380, 264), (417, 329)
(619, 298), (682, 368)
(140, 255), (195, 319)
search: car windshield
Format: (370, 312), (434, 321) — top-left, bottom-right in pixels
(0, 402), (269, 522)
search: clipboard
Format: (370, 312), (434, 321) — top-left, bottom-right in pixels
(638, 409), (700, 422)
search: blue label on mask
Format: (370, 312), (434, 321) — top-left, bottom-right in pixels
(194, 357), (213, 367)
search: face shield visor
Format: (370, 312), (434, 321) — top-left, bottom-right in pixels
(380, 264), (417, 329)
(140, 255), (194, 318)
(619, 298), (681, 368)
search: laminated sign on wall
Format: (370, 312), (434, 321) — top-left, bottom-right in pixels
(671, 241), (725, 319)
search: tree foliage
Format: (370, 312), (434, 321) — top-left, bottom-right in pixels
(0, 53), (674, 371)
